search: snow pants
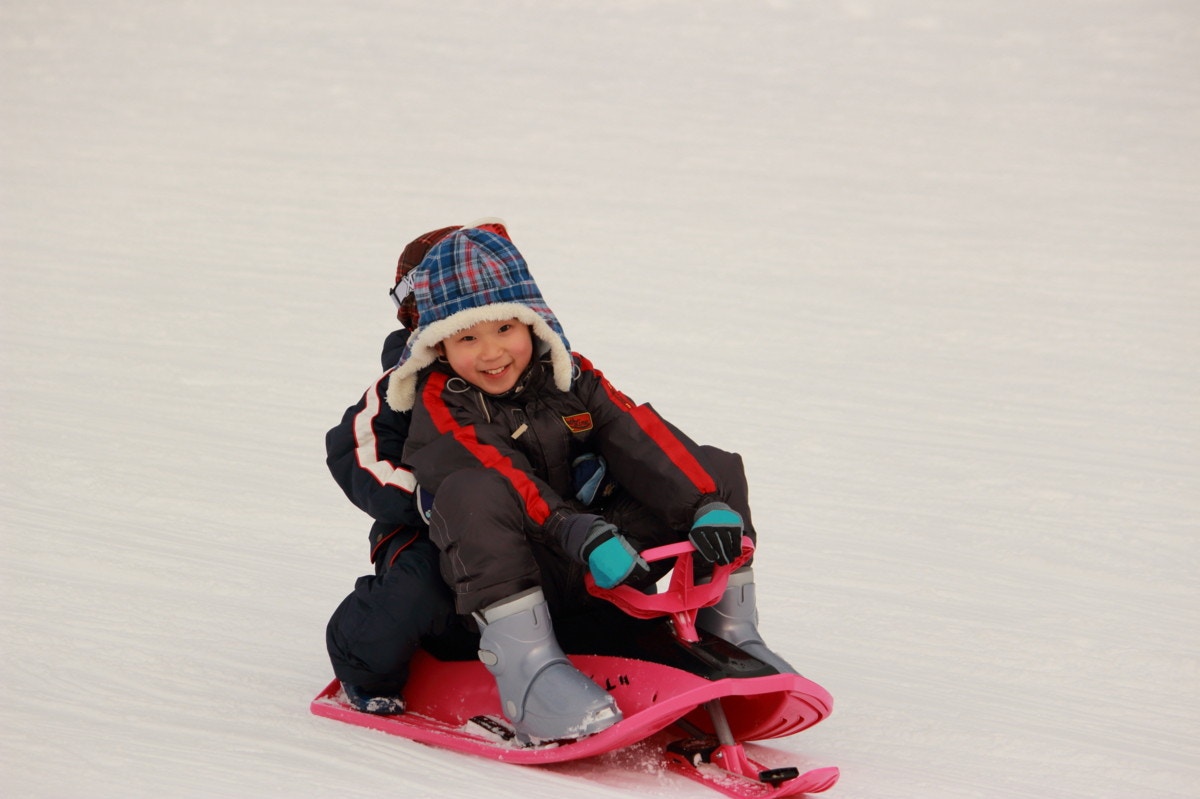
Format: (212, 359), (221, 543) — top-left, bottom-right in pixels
(428, 445), (756, 615)
(325, 522), (475, 695)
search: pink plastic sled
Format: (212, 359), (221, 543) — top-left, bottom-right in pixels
(312, 539), (838, 797)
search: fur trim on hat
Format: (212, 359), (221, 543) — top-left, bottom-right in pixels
(385, 302), (572, 411)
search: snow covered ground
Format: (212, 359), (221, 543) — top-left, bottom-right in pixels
(2, 1), (1197, 797)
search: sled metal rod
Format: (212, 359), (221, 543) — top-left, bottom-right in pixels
(673, 717), (707, 739)
(703, 699), (736, 747)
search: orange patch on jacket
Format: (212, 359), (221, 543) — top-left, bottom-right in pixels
(562, 412), (593, 433)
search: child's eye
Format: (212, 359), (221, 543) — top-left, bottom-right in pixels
(497, 323), (513, 333)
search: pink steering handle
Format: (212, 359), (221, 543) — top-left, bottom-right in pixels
(586, 537), (754, 642)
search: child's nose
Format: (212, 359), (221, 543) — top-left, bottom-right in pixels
(481, 336), (502, 359)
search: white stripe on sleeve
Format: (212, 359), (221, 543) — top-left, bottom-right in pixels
(354, 371), (417, 493)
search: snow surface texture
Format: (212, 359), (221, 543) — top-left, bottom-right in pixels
(2, 1), (1197, 797)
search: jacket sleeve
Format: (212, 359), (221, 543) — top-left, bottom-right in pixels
(325, 368), (424, 527)
(573, 353), (721, 530)
(404, 370), (570, 528)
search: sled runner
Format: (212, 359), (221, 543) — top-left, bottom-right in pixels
(312, 539), (838, 797)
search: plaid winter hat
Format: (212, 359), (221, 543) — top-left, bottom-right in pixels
(385, 225), (573, 412)
(391, 219), (512, 331)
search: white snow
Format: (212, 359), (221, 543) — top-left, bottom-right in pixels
(2, 1), (1197, 797)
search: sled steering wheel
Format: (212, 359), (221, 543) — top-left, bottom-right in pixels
(585, 536), (754, 642)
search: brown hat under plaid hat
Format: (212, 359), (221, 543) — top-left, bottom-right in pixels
(391, 218), (512, 331)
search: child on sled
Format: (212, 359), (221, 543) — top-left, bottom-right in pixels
(323, 220), (668, 715)
(388, 222), (795, 742)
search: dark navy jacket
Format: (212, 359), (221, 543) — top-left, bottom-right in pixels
(325, 330), (424, 536)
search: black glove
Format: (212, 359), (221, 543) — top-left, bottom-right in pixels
(688, 502), (744, 564)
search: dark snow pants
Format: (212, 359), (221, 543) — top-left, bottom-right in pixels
(428, 445), (756, 616)
(325, 522), (474, 695)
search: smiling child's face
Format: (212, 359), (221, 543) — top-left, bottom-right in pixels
(439, 318), (534, 395)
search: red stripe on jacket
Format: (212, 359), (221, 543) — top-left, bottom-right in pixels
(575, 355), (718, 495)
(421, 371), (553, 524)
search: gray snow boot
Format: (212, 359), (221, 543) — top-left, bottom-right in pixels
(697, 568), (798, 675)
(476, 588), (622, 742)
